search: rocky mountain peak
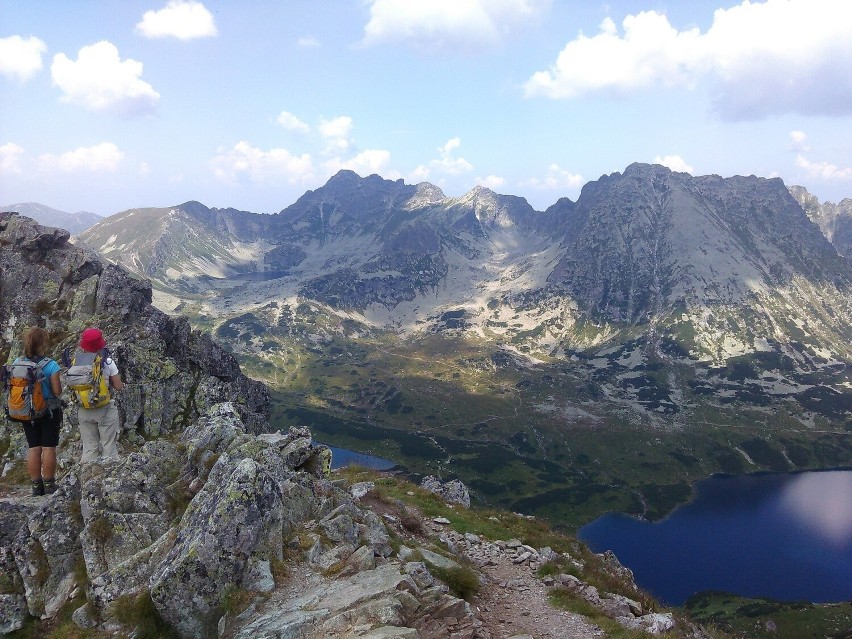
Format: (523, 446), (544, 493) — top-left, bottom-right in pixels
(406, 181), (446, 209)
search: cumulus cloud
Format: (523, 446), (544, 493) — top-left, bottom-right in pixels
(324, 149), (396, 178)
(210, 141), (314, 184)
(521, 163), (584, 191)
(319, 116), (354, 154)
(361, 0), (550, 51)
(0, 143), (25, 174)
(436, 138), (474, 174)
(477, 175), (506, 189)
(39, 142), (125, 172)
(277, 111), (311, 133)
(787, 130), (852, 181)
(653, 154), (695, 174)
(796, 154), (852, 181)
(0, 36), (47, 81)
(525, 0), (852, 119)
(51, 41), (160, 115)
(136, 0), (217, 40)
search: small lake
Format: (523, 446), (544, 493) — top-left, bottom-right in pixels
(320, 443), (398, 471)
(579, 470), (852, 606)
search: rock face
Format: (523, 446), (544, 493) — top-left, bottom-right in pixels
(0, 210), (269, 439)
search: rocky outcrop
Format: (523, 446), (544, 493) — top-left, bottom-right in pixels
(420, 476), (471, 508)
(2, 399), (337, 637)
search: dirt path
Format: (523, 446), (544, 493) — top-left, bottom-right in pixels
(470, 548), (606, 639)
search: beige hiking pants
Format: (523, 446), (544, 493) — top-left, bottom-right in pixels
(77, 402), (120, 462)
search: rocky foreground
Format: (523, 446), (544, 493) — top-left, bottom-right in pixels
(2, 399), (693, 639)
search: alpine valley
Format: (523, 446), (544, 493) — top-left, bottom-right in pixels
(75, 163), (852, 530)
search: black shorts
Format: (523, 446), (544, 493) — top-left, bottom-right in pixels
(22, 409), (62, 448)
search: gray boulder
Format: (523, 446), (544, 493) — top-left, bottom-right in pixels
(12, 473), (83, 619)
(420, 476), (471, 508)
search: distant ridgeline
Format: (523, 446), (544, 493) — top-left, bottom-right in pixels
(72, 164), (852, 526)
(0, 202), (103, 235)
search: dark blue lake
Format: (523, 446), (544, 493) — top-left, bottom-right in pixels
(579, 470), (852, 606)
(321, 443), (397, 471)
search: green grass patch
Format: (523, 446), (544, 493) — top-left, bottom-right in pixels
(112, 591), (179, 639)
(427, 563), (480, 601)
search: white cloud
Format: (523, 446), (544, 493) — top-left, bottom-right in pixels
(0, 143), (25, 174)
(0, 36), (47, 81)
(525, 0), (852, 119)
(277, 111), (311, 133)
(361, 0), (550, 51)
(319, 116), (354, 154)
(653, 154), (695, 174)
(477, 175), (506, 189)
(521, 163), (584, 190)
(210, 141), (314, 184)
(796, 154), (852, 181)
(409, 165), (431, 183)
(39, 142), (125, 172)
(788, 130), (809, 153)
(51, 41), (160, 115)
(136, 1), (217, 40)
(433, 137), (474, 175)
(298, 36), (321, 48)
(324, 149), (396, 178)
(409, 138), (475, 180)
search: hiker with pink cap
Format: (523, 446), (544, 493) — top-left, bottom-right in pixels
(64, 328), (124, 462)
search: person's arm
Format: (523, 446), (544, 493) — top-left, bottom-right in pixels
(50, 371), (61, 396)
(110, 373), (124, 391)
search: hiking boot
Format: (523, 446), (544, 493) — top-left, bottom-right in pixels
(31, 479), (45, 497)
(44, 478), (57, 494)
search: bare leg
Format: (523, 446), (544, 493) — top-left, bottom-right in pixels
(42, 447), (57, 480)
(27, 447), (43, 481)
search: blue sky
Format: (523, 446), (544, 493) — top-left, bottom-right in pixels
(1, 0), (850, 216)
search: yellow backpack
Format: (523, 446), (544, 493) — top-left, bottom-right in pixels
(65, 349), (112, 408)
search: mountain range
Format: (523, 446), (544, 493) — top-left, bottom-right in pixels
(73, 163), (852, 525)
(0, 202), (102, 235)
